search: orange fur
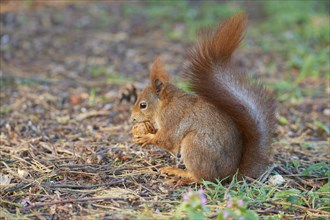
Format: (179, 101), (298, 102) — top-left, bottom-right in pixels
(150, 57), (169, 94)
(185, 13), (276, 177)
(131, 13), (276, 183)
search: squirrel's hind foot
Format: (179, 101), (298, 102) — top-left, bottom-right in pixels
(163, 177), (196, 186)
(160, 166), (198, 186)
(160, 166), (193, 178)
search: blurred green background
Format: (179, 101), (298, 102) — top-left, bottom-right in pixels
(123, 0), (329, 100)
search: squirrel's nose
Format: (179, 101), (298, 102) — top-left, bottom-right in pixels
(130, 115), (137, 124)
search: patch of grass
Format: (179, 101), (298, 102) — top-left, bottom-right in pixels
(87, 66), (133, 84)
(277, 114), (289, 126)
(313, 121), (330, 136)
(174, 186), (259, 219)
(318, 183), (330, 193)
(262, 1), (329, 43)
(273, 189), (305, 206)
(252, 1), (328, 101)
(265, 80), (300, 103)
(88, 88), (96, 104)
(22, 0), (34, 7)
(200, 178), (278, 218)
(302, 162), (329, 178)
(0, 106), (12, 114)
(122, 1), (241, 41)
(181, 2), (242, 41)
(257, 0), (329, 88)
(29, 115), (39, 121)
(195, 175), (330, 219)
(123, 1), (188, 22)
(87, 65), (108, 77)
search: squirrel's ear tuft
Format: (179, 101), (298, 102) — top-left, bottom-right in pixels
(150, 57), (169, 95)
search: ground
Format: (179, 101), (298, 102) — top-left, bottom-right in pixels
(0, 1), (329, 219)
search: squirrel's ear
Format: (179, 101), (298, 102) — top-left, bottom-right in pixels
(150, 57), (169, 95)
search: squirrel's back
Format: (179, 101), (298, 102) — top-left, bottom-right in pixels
(184, 13), (276, 177)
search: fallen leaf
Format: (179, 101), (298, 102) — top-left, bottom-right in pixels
(17, 168), (29, 178)
(0, 175), (12, 185)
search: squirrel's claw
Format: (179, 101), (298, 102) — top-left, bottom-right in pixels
(160, 166), (175, 174)
(163, 177), (196, 186)
(133, 133), (155, 147)
(141, 142), (149, 148)
(160, 166), (193, 178)
(163, 178), (180, 186)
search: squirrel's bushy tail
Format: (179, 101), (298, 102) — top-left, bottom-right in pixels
(184, 13), (276, 177)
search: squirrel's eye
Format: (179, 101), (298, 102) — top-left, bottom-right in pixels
(139, 102), (147, 109)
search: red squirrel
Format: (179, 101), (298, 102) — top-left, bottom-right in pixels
(130, 13), (276, 183)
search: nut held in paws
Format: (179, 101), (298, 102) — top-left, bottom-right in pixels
(132, 121), (156, 137)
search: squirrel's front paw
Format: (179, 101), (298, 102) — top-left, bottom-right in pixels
(133, 133), (155, 147)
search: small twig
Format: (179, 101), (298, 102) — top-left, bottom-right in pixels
(75, 110), (110, 121)
(43, 179), (125, 189)
(260, 164), (279, 183)
(277, 166), (317, 188)
(0, 158), (16, 163)
(255, 208), (280, 214)
(3, 182), (30, 193)
(22, 196), (126, 210)
(56, 164), (110, 172)
(244, 176), (263, 185)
